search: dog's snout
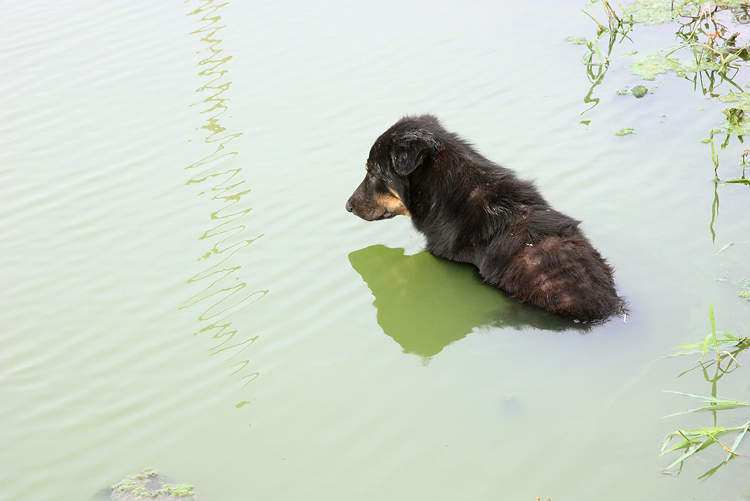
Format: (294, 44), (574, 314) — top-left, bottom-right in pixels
(345, 199), (353, 213)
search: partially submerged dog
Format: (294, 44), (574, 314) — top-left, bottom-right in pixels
(346, 115), (625, 323)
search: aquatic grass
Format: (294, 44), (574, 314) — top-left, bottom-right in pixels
(582, 0), (634, 40)
(708, 132), (720, 181)
(737, 148), (750, 182)
(663, 392), (750, 417)
(661, 303), (750, 476)
(584, 0), (634, 62)
(570, 0), (636, 116)
(625, 0), (682, 25)
(574, 1), (750, 94)
(615, 126), (636, 135)
(583, 0), (750, 477)
(575, 0), (634, 68)
(669, 302), (749, 363)
(670, 3), (750, 217)
(627, 0), (750, 27)
(634, 8), (746, 90)
(660, 418), (750, 473)
(590, 2), (750, 167)
(570, 0), (749, 228)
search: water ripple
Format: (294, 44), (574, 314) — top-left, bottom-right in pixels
(181, 0), (267, 416)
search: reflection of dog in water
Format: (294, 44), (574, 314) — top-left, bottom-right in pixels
(346, 115), (626, 323)
(349, 245), (586, 359)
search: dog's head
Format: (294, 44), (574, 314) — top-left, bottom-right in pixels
(346, 115), (442, 221)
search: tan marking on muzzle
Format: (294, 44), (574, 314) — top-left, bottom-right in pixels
(376, 187), (410, 217)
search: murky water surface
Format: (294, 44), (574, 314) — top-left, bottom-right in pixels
(2, 1), (749, 499)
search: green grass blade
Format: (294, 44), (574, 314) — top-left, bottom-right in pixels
(726, 425), (749, 461)
(661, 436), (696, 454)
(676, 332), (739, 348)
(663, 447), (700, 469)
(708, 302), (719, 358)
(661, 432), (678, 453)
(663, 391), (750, 416)
(663, 435), (717, 470)
(700, 332), (713, 359)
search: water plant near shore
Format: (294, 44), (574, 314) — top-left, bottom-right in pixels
(661, 303), (750, 477)
(570, 0), (750, 179)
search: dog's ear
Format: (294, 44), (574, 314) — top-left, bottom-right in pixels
(391, 130), (439, 176)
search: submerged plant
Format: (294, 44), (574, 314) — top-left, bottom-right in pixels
(108, 468), (198, 499)
(570, 0), (635, 116)
(628, 2), (749, 94)
(583, 0), (634, 39)
(719, 91), (750, 135)
(625, 0), (682, 25)
(662, 303), (750, 477)
(660, 404), (749, 475)
(617, 85), (649, 97)
(631, 53), (690, 79)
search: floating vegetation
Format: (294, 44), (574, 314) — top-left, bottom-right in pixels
(727, 277), (750, 300)
(568, 0), (635, 114)
(669, 304), (750, 361)
(632, 84), (649, 97)
(617, 84), (649, 97)
(630, 53), (691, 79)
(627, 2), (748, 86)
(569, 0), (750, 234)
(98, 468), (198, 500)
(625, 0), (682, 25)
(662, 303), (750, 477)
(582, 0), (634, 39)
(719, 91), (750, 135)
(660, 400), (750, 475)
(723, 107), (745, 128)
(616, 126), (637, 135)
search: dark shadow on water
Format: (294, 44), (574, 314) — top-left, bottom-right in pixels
(349, 245), (589, 359)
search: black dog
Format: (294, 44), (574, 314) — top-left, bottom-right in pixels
(346, 115), (625, 323)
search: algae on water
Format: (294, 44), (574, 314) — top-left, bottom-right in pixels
(631, 53), (689, 80)
(632, 85), (648, 98)
(624, 0), (680, 25)
(719, 92), (750, 135)
(719, 91), (750, 110)
(98, 468), (199, 500)
(571, 0), (750, 174)
(618, 85), (649, 97)
(626, 0), (750, 25)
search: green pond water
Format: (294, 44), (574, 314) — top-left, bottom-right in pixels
(2, 1), (749, 499)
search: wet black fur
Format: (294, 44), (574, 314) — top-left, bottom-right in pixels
(346, 114), (626, 323)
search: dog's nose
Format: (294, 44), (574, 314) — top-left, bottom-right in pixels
(345, 199), (353, 212)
